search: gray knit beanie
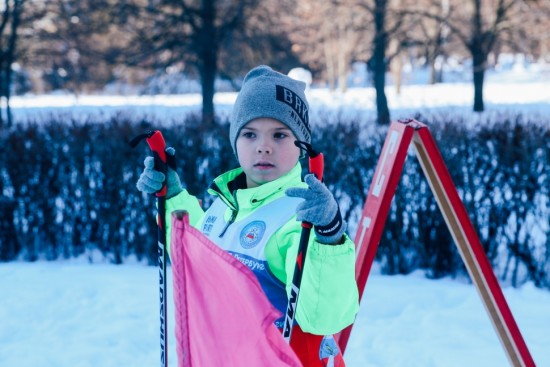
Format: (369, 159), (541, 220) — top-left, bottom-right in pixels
(230, 65), (311, 156)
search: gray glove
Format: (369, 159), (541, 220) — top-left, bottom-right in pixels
(136, 147), (183, 199)
(285, 174), (347, 244)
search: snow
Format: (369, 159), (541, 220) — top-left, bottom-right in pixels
(1, 262), (548, 366)
(7, 66), (549, 122)
(1, 64), (549, 366)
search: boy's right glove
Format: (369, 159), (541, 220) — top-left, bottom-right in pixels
(136, 147), (183, 199)
(285, 174), (347, 245)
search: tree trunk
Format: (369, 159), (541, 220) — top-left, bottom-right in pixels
(337, 24), (350, 94)
(198, 0), (217, 125)
(472, 52), (486, 112)
(389, 39), (402, 94)
(1, 0), (24, 128)
(324, 40), (336, 92)
(471, 0), (485, 113)
(429, 58), (437, 85)
(371, 0), (390, 125)
(200, 50), (217, 125)
(372, 60), (390, 124)
(6, 98), (12, 127)
(337, 46), (348, 93)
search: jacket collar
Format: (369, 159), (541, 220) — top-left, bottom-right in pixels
(208, 162), (303, 208)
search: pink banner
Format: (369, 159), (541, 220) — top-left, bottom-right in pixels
(170, 211), (302, 367)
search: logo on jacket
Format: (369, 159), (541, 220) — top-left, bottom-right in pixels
(202, 215), (217, 236)
(240, 221), (266, 249)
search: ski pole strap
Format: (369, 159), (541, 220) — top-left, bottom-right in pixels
(313, 207), (343, 237)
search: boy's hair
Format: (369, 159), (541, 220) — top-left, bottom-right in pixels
(230, 65), (311, 157)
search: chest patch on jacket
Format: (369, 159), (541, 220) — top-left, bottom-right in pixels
(240, 221), (266, 249)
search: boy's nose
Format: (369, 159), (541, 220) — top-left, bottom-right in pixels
(256, 144), (272, 154)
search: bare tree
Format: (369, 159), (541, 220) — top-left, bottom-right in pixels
(285, 0), (368, 93)
(368, 0), (391, 124)
(122, 0), (262, 125)
(288, 0), (418, 124)
(15, 0), (298, 103)
(217, 1), (302, 83)
(354, 0), (417, 124)
(412, 0), (531, 112)
(409, 0), (452, 84)
(495, 0), (550, 61)
(11, 0), (130, 94)
(467, 0), (514, 111)
(0, 0), (25, 127)
(3, 0), (547, 113)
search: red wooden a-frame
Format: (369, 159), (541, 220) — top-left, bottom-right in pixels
(336, 119), (535, 367)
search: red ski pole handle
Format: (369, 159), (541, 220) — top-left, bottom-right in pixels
(145, 131), (168, 198)
(145, 130), (167, 163)
(129, 130), (168, 197)
(308, 151), (324, 182)
(295, 141), (325, 229)
(295, 140), (324, 181)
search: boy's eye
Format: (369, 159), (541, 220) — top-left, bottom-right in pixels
(241, 131), (255, 138)
(274, 132), (288, 139)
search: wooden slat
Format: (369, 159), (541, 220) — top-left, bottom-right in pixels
(412, 124), (534, 367)
(337, 120), (415, 351)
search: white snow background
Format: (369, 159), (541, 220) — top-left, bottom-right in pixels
(1, 62), (549, 366)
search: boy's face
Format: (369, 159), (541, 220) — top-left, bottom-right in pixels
(236, 118), (301, 188)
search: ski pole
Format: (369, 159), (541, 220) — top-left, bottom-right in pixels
(283, 141), (324, 343)
(129, 130), (169, 367)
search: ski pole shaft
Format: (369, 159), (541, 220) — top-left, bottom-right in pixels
(146, 131), (169, 367)
(283, 142), (324, 343)
(129, 130), (169, 367)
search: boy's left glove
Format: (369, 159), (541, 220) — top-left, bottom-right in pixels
(136, 147), (183, 199)
(285, 174), (347, 245)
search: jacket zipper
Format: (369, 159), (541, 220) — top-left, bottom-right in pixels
(219, 209), (237, 237)
(218, 191), (239, 238)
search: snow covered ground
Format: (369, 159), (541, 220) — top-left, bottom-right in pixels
(0, 262), (548, 367)
(7, 66), (550, 122)
(1, 65), (549, 366)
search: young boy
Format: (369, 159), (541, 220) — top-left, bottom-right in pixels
(137, 65), (359, 366)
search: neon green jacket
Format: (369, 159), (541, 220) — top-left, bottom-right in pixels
(165, 162), (359, 335)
